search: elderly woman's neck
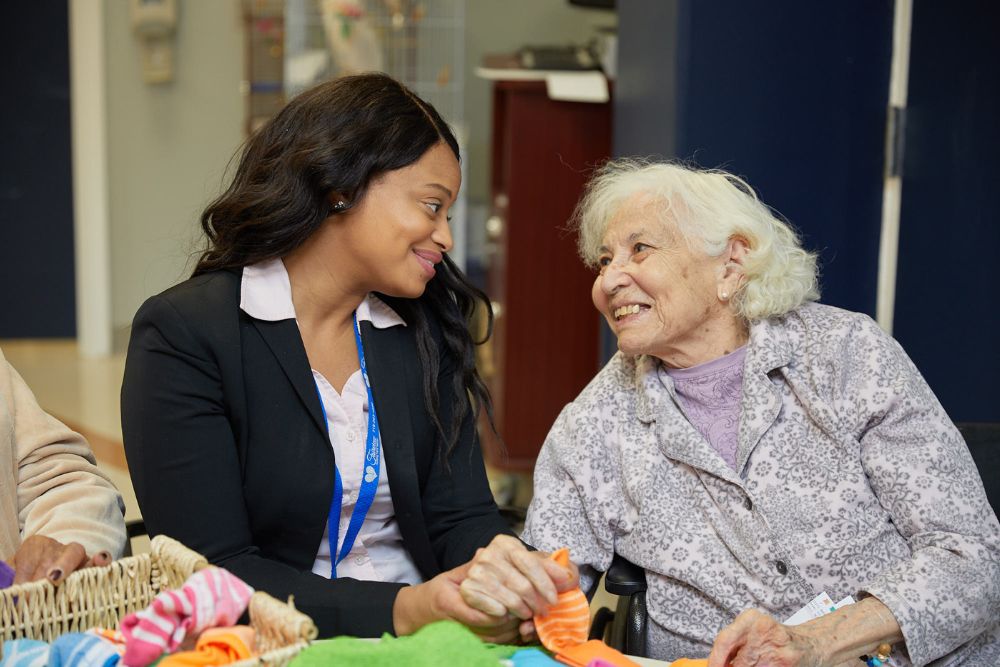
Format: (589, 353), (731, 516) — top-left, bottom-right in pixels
(655, 318), (750, 370)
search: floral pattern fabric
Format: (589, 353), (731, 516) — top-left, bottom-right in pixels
(523, 303), (1000, 666)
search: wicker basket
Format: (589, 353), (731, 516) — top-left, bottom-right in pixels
(0, 535), (317, 666)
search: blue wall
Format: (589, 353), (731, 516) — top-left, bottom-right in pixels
(613, 0), (999, 422)
(608, 0), (892, 362)
(893, 0), (1000, 422)
(672, 2), (892, 317)
(616, 0), (892, 317)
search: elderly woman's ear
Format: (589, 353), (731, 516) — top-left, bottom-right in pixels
(717, 236), (749, 301)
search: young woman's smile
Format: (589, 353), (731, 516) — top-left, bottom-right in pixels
(312, 141), (461, 300)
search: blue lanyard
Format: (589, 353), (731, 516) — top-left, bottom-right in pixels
(314, 312), (382, 578)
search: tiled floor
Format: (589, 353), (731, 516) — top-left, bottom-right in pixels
(2, 339), (124, 443)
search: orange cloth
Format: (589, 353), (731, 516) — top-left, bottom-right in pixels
(533, 548), (591, 653)
(670, 660), (709, 667)
(553, 639), (642, 667)
(534, 549), (646, 667)
(157, 626), (256, 666)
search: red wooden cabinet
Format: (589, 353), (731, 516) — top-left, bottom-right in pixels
(481, 79), (612, 471)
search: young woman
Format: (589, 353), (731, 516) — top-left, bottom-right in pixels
(121, 73), (569, 641)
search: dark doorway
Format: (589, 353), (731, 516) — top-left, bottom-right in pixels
(0, 4), (76, 337)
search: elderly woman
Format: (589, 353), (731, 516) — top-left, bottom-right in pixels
(461, 160), (1000, 665)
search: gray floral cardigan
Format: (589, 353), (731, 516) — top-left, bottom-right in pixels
(523, 302), (1000, 665)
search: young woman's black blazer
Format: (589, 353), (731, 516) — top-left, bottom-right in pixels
(121, 269), (513, 637)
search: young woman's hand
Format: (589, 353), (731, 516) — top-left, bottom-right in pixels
(11, 535), (112, 585)
(392, 561), (521, 643)
(458, 534), (579, 621)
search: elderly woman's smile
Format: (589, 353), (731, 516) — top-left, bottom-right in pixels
(612, 303), (649, 320)
(591, 199), (749, 368)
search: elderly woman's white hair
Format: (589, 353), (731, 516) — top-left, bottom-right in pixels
(573, 159), (820, 321)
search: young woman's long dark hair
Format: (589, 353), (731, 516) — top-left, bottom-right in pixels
(195, 73), (495, 461)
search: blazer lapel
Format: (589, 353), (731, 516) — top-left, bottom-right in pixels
(360, 322), (415, 469)
(251, 318), (328, 440)
(359, 322), (437, 575)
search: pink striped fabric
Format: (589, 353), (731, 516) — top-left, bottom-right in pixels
(119, 567), (254, 667)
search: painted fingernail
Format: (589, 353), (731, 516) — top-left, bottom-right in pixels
(48, 568), (63, 582)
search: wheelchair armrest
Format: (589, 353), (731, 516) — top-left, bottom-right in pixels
(605, 553), (647, 596)
(497, 505), (527, 531)
(126, 518), (148, 540)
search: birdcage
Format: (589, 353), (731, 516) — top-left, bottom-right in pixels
(244, 0), (469, 265)
(274, 0), (465, 126)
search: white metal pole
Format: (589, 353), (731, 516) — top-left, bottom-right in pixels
(876, 0), (913, 334)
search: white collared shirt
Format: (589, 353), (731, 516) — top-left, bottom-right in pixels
(241, 258), (423, 585)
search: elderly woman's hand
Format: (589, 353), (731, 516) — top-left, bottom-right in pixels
(707, 609), (826, 667)
(393, 560), (528, 643)
(708, 599), (903, 667)
(459, 534), (579, 622)
(11, 535), (112, 585)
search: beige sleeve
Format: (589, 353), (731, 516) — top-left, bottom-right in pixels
(2, 351), (126, 559)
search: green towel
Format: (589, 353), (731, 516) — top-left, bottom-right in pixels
(290, 620), (521, 666)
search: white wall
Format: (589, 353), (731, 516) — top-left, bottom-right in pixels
(104, 0), (244, 345)
(72, 0), (112, 355)
(89, 0), (609, 343)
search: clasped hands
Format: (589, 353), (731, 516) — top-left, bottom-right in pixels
(393, 537), (875, 667)
(393, 534), (579, 644)
(8, 535), (113, 586)
(454, 545), (827, 665)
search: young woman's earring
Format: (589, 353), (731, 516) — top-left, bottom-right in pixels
(720, 290), (729, 301)
(333, 200), (347, 211)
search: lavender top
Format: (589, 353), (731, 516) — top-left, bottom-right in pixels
(661, 346), (747, 471)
